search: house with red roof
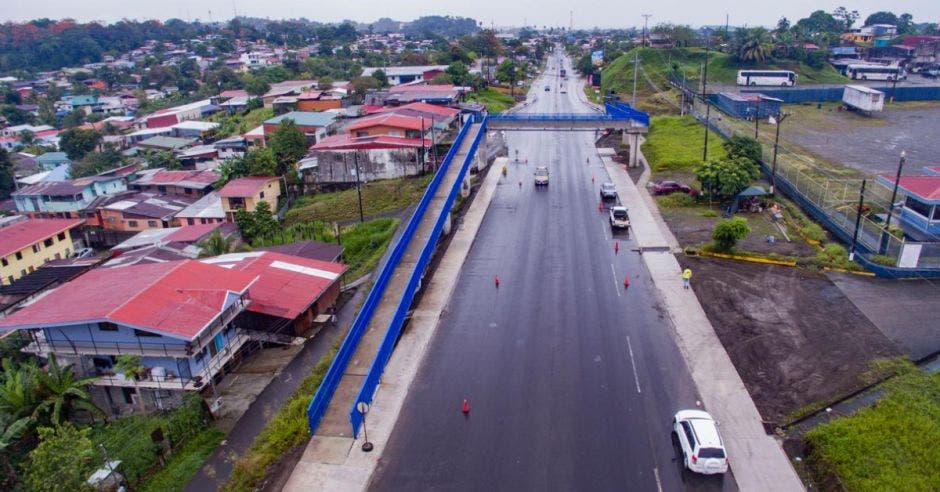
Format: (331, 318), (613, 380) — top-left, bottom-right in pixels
(877, 166), (940, 240)
(130, 169), (220, 197)
(346, 113), (429, 140)
(0, 217), (84, 285)
(0, 250), (346, 414)
(219, 176), (281, 222)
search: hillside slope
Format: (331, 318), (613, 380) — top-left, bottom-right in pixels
(600, 47), (848, 104)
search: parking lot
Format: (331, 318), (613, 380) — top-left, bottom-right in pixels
(780, 101), (940, 176)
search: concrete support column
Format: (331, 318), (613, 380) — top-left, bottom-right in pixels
(622, 131), (641, 168)
(475, 133), (488, 171)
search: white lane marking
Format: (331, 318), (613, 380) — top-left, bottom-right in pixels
(602, 223), (609, 240)
(653, 467), (663, 492)
(627, 335), (642, 394)
(610, 263), (621, 297)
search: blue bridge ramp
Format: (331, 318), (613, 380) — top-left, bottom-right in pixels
(312, 122), (485, 439)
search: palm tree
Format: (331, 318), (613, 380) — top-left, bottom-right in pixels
(33, 354), (104, 426)
(0, 360), (41, 420)
(198, 230), (236, 257)
(738, 28), (773, 62)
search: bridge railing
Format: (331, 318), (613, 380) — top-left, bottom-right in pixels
(487, 102), (649, 127)
(305, 114), (481, 435)
(348, 114), (488, 436)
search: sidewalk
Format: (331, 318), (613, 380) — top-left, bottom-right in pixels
(602, 155), (805, 491)
(282, 153), (503, 491)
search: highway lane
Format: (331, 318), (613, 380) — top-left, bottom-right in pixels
(370, 50), (735, 491)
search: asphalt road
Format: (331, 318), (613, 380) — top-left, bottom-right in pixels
(370, 49), (735, 491)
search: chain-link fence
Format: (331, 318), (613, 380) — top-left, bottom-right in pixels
(671, 77), (938, 271)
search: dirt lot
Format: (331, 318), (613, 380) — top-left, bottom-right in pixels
(781, 101), (940, 176)
(678, 256), (901, 424)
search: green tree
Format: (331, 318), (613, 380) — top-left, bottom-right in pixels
(23, 424), (96, 492)
(0, 148), (15, 199)
(59, 128), (102, 161)
(496, 60), (519, 96)
(251, 201), (279, 240)
(198, 230), (236, 257)
(268, 119), (308, 175)
(60, 109), (87, 128)
(145, 150), (181, 170)
(695, 157), (755, 200)
(70, 144), (123, 178)
(243, 74), (271, 98)
(0, 413), (31, 489)
(371, 69), (389, 87)
(349, 76), (380, 104)
(445, 61), (471, 86)
(712, 217), (751, 251)
(216, 156), (251, 188)
(722, 136), (763, 170)
(33, 354), (103, 426)
(430, 73), (453, 85)
(864, 11), (898, 27)
(0, 359), (41, 420)
(234, 208), (256, 239)
(736, 28), (773, 62)
(832, 7), (860, 30)
(897, 13), (915, 34)
(245, 148), (278, 176)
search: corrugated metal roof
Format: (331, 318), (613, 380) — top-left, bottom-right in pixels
(0, 218), (84, 258)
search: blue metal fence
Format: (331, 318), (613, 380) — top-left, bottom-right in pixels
(348, 116), (488, 436)
(305, 116), (480, 434)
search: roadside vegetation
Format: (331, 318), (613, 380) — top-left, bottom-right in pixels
(642, 116), (726, 172)
(223, 337), (342, 492)
(466, 87), (516, 112)
(208, 107), (274, 138)
(285, 174), (432, 225)
(805, 359), (940, 491)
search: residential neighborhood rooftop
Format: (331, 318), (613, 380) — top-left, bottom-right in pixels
(264, 111), (338, 128)
(0, 218), (84, 258)
(218, 176), (278, 198)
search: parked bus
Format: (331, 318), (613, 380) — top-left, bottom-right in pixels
(846, 64), (906, 81)
(736, 70), (797, 87)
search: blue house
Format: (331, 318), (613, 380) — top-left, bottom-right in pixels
(36, 151), (71, 171)
(877, 166), (940, 240)
(0, 260), (255, 413)
(12, 175), (128, 217)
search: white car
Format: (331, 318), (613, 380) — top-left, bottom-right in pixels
(609, 206), (630, 230)
(673, 410), (729, 475)
(534, 166), (549, 186)
(600, 182), (617, 200)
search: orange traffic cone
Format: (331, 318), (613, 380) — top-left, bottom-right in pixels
(494, 276), (500, 289)
(624, 275), (630, 289)
(614, 241), (619, 254)
(598, 201), (603, 212)
(462, 399), (470, 414)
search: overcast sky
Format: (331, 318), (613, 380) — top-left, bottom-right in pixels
(3, 0), (939, 29)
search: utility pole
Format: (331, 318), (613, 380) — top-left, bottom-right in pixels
(702, 33), (711, 162)
(770, 112), (789, 193)
(754, 96), (762, 138)
(632, 51), (639, 106)
(354, 151), (364, 223)
(702, 32), (710, 96)
(879, 151), (906, 254)
(849, 179), (866, 261)
(703, 102), (711, 162)
(641, 14), (652, 46)
(570, 11), (573, 32)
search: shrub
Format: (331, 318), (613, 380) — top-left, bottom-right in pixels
(656, 193), (696, 208)
(695, 157), (757, 200)
(700, 209), (719, 217)
(800, 222), (827, 243)
(711, 216), (750, 251)
(723, 135), (763, 168)
(869, 254), (897, 267)
(815, 243), (854, 270)
(165, 394), (211, 446)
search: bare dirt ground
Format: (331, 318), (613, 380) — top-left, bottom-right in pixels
(781, 101), (940, 176)
(678, 256), (901, 424)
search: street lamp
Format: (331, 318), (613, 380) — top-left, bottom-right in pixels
(701, 33), (710, 162)
(879, 150), (906, 255)
(754, 96), (762, 139)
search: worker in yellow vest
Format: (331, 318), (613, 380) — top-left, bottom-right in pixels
(682, 268), (692, 289)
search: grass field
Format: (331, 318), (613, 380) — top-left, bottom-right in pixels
(805, 361), (940, 491)
(640, 115), (726, 172)
(285, 174), (432, 225)
(139, 428), (226, 492)
(466, 88), (516, 112)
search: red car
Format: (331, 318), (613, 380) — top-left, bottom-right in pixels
(653, 180), (698, 196)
